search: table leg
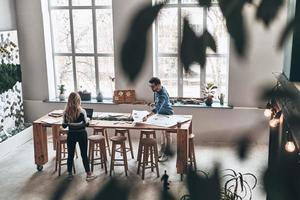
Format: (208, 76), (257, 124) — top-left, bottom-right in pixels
(52, 125), (60, 150)
(176, 128), (189, 177)
(33, 123), (48, 171)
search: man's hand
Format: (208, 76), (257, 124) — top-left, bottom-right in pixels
(143, 116), (147, 122)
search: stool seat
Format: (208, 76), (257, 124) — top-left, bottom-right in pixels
(59, 129), (68, 135)
(58, 135), (67, 141)
(110, 136), (127, 143)
(89, 135), (105, 141)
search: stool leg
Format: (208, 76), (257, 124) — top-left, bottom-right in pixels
(110, 143), (116, 176)
(137, 133), (143, 163)
(154, 143), (160, 178)
(122, 142), (128, 176)
(104, 129), (111, 156)
(142, 145), (149, 180)
(91, 142), (95, 172)
(58, 143), (62, 176)
(101, 140), (108, 174)
(55, 141), (58, 172)
(127, 131), (134, 159)
(137, 144), (143, 175)
(191, 140), (197, 170)
(150, 146), (154, 172)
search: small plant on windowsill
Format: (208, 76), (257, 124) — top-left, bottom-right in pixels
(78, 87), (92, 101)
(202, 82), (218, 106)
(58, 84), (66, 101)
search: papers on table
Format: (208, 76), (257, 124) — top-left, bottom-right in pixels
(132, 110), (191, 128)
(48, 110), (63, 117)
(132, 110), (149, 123)
(41, 117), (62, 124)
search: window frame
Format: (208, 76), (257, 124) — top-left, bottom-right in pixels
(154, 0), (229, 98)
(48, 0), (114, 98)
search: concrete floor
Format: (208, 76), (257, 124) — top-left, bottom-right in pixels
(0, 134), (268, 200)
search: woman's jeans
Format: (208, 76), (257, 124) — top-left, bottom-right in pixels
(67, 130), (90, 174)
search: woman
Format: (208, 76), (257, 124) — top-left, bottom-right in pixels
(62, 92), (96, 181)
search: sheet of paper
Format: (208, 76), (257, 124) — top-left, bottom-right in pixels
(41, 117), (62, 124)
(132, 110), (149, 123)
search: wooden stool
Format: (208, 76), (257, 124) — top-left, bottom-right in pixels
(93, 127), (111, 156)
(55, 135), (76, 176)
(188, 134), (197, 170)
(137, 138), (160, 180)
(114, 129), (134, 159)
(110, 136), (128, 176)
(88, 135), (107, 174)
(137, 130), (156, 162)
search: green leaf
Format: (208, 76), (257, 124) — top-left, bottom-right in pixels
(256, 0), (284, 27)
(121, 3), (164, 82)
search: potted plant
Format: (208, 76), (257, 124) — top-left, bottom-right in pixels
(58, 84), (66, 101)
(202, 82), (218, 106)
(78, 88), (91, 101)
(218, 93), (225, 105)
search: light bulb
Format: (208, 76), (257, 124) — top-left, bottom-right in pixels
(269, 119), (279, 127)
(264, 109), (272, 118)
(285, 141), (296, 153)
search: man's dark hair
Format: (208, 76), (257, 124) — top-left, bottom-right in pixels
(149, 77), (161, 85)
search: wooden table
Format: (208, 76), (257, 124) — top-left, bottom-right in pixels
(32, 111), (192, 177)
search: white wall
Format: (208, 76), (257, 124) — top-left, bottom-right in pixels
(15, 0), (288, 144)
(0, 0), (16, 31)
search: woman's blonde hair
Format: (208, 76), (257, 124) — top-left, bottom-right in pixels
(64, 92), (81, 123)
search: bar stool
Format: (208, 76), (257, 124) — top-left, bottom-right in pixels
(137, 138), (160, 180)
(110, 136), (128, 176)
(114, 129), (134, 159)
(137, 130), (156, 163)
(55, 135), (76, 176)
(88, 135), (107, 174)
(188, 134), (197, 170)
(93, 127), (111, 156)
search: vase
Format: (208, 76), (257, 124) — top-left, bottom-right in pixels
(205, 98), (213, 106)
(96, 92), (103, 102)
(59, 93), (65, 101)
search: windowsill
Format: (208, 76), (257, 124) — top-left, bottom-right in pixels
(44, 98), (232, 109)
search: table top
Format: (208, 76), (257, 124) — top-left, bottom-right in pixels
(33, 110), (192, 131)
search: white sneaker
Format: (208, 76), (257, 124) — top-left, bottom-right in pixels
(86, 174), (97, 182)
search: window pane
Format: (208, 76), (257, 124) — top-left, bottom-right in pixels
(181, 7), (203, 36)
(157, 8), (178, 54)
(183, 64), (200, 97)
(98, 57), (115, 98)
(76, 56), (96, 96)
(206, 57), (228, 100)
(54, 56), (74, 96)
(96, 9), (114, 54)
(73, 10), (94, 53)
(95, 0), (112, 6)
(50, 0), (68, 6)
(156, 0), (178, 4)
(182, 0), (198, 4)
(207, 7), (229, 54)
(51, 10), (71, 53)
(72, 0), (91, 6)
(157, 57), (178, 97)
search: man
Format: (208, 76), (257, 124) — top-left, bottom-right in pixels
(143, 77), (173, 162)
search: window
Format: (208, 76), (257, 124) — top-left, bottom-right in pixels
(154, 0), (229, 100)
(49, 0), (115, 98)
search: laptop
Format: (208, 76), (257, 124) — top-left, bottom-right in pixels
(84, 108), (94, 120)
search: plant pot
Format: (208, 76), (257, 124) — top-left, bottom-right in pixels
(96, 92), (103, 102)
(59, 93), (65, 101)
(205, 98), (213, 106)
(79, 92), (91, 101)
